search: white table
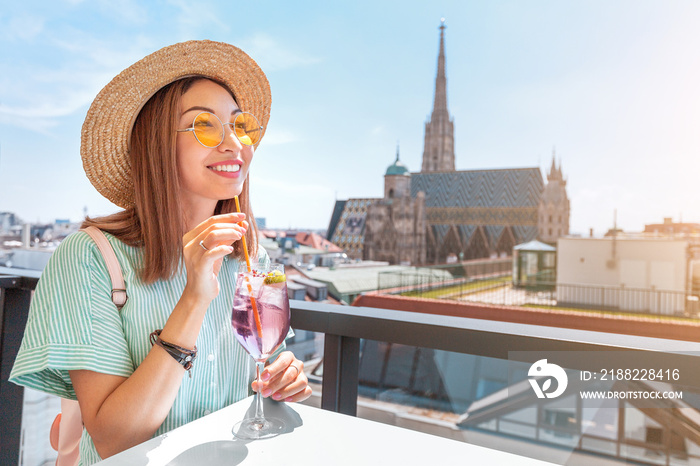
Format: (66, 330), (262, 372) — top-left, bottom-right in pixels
(97, 397), (554, 465)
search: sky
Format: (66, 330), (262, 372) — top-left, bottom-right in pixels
(1, 0), (699, 237)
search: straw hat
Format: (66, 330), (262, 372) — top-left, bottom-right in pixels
(80, 40), (271, 208)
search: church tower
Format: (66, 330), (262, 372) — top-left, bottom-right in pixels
(384, 143), (411, 199)
(538, 152), (570, 244)
(422, 19), (455, 173)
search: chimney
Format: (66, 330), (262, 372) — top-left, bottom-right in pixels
(22, 224), (31, 248)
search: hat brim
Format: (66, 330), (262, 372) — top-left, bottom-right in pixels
(81, 40), (271, 209)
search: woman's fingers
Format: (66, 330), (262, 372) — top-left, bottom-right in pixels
(183, 213), (246, 243)
(282, 386), (313, 403)
(253, 352), (312, 403)
(252, 374), (311, 402)
(188, 223), (248, 256)
(198, 223), (247, 248)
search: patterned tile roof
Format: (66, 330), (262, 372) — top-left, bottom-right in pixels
(327, 198), (379, 258)
(512, 225), (538, 244)
(410, 168), (544, 208)
(326, 200), (347, 240)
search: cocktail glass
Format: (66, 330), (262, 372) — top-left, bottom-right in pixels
(231, 263), (290, 439)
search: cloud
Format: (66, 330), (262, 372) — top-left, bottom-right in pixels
(2, 15), (45, 41)
(108, 0), (149, 25)
(0, 112), (59, 135)
(0, 30), (155, 133)
(166, 0), (229, 37)
(47, 31), (155, 70)
(262, 129), (299, 146)
(250, 174), (336, 228)
(0, 66), (118, 132)
(237, 33), (321, 72)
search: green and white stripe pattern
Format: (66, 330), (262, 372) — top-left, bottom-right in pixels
(10, 231), (275, 465)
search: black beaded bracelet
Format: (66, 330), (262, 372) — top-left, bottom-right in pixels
(149, 330), (197, 378)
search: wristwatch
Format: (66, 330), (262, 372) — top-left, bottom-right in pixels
(149, 330), (197, 377)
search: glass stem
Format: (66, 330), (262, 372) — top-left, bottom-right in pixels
(254, 361), (266, 427)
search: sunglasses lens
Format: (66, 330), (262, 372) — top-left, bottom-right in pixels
(193, 113), (223, 147)
(234, 113), (262, 146)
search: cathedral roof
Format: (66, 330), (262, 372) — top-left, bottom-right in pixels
(386, 160), (410, 176)
(410, 168), (544, 208)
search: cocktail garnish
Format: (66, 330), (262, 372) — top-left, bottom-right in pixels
(263, 270), (286, 285)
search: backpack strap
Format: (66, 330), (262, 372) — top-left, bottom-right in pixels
(80, 226), (127, 310)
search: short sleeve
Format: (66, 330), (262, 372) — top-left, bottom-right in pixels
(9, 231), (135, 399)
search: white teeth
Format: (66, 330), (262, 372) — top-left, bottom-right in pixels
(210, 164), (241, 173)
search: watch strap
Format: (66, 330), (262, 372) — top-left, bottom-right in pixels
(149, 330), (197, 377)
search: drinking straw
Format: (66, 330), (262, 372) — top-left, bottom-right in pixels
(234, 196), (263, 340)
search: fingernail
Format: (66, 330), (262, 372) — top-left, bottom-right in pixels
(263, 389), (272, 397)
(285, 397), (293, 402)
(272, 393), (282, 400)
(261, 372), (271, 381)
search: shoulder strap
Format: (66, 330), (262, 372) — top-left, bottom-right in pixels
(80, 226), (127, 310)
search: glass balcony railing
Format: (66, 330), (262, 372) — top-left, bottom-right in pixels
(4, 268), (700, 465)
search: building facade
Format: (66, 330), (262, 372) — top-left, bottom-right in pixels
(556, 236), (692, 314)
(362, 147), (427, 265)
(327, 21), (570, 265)
(538, 156), (570, 243)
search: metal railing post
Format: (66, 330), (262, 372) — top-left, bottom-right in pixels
(0, 276), (33, 466)
(321, 334), (360, 416)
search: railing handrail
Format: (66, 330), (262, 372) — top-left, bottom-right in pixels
(0, 268), (41, 289)
(290, 299), (700, 354)
(4, 282), (700, 462)
(290, 298), (700, 416)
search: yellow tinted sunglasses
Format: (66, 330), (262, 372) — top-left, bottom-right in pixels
(177, 111), (263, 147)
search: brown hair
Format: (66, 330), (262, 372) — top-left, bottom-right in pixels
(83, 77), (258, 283)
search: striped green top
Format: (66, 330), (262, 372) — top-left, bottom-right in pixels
(10, 230), (275, 465)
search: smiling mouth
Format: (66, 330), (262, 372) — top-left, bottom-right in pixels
(208, 164), (241, 173)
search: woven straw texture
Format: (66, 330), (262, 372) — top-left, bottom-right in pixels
(80, 40), (271, 208)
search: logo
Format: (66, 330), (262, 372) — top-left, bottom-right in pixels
(528, 359), (568, 399)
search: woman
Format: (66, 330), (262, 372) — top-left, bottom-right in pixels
(10, 40), (311, 464)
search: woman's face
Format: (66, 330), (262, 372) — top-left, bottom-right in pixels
(176, 79), (254, 213)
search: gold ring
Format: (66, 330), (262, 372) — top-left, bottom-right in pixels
(289, 364), (300, 377)
(199, 240), (208, 251)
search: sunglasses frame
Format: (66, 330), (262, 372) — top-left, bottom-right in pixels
(177, 111), (263, 148)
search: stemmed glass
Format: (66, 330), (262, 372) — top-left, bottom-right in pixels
(231, 262), (291, 439)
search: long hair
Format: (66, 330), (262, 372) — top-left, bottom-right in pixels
(83, 77), (258, 283)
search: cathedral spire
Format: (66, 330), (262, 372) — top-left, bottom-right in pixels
(432, 18), (448, 115)
(549, 149), (557, 180)
(421, 19), (455, 173)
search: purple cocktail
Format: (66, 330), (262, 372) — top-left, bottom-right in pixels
(231, 263), (290, 439)
(232, 271), (289, 361)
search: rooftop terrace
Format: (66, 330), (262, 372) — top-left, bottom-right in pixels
(4, 267), (700, 464)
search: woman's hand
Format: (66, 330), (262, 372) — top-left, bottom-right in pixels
(182, 212), (247, 305)
(252, 351), (313, 403)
